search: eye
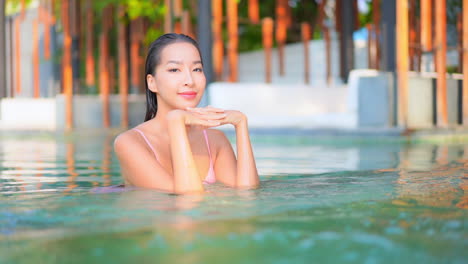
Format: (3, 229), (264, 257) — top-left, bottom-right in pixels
(194, 68), (203, 72)
(168, 68), (179, 72)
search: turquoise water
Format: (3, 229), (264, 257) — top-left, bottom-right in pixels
(0, 131), (467, 263)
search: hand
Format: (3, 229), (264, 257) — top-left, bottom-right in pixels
(167, 108), (226, 128)
(186, 106), (247, 127)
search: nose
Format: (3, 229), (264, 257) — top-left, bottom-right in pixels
(183, 68), (194, 86)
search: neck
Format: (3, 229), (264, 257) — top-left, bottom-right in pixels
(151, 101), (195, 137)
(153, 103), (172, 133)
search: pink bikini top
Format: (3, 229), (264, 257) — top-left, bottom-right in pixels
(133, 128), (216, 184)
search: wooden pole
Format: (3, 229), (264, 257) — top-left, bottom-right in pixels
(372, 0), (381, 69)
(164, 0), (173, 33)
(33, 20), (39, 98)
(457, 13), (463, 73)
(99, 33), (110, 128)
(130, 18), (143, 94)
(62, 0), (73, 130)
(85, 0), (95, 88)
(248, 0), (259, 24)
(317, 0), (330, 84)
(118, 6), (129, 128)
(352, 0), (360, 30)
(212, 0), (223, 81)
(181, 10), (192, 37)
(420, 0), (432, 51)
(14, 18), (21, 95)
(227, 0), (238, 82)
(463, 0), (468, 125)
(9, 16), (14, 97)
(0, 0), (5, 99)
(100, 6), (112, 128)
(174, 0), (182, 17)
(396, 0), (409, 127)
(408, 0), (416, 71)
(435, 0), (448, 127)
(324, 26), (331, 85)
(20, 0), (25, 20)
(367, 24), (374, 68)
(335, 0), (342, 34)
(276, 0), (287, 76)
(262, 18), (273, 83)
(301, 23), (310, 85)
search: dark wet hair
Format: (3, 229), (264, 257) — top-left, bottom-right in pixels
(144, 33), (203, 122)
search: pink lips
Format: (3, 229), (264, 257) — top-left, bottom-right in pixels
(178, 91), (197, 100)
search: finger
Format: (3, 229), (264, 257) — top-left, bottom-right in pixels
(187, 107), (224, 113)
(191, 112), (227, 120)
(194, 119), (221, 127)
(205, 106), (225, 112)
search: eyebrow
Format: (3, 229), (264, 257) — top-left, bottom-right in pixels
(166, 60), (203, 65)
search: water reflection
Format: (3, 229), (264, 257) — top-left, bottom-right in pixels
(102, 134), (113, 187)
(0, 132), (466, 211)
(65, 142), (78, 192)
(394, 144), (467, 209)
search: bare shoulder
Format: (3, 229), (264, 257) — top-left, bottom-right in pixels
(114, 129), (141, 154)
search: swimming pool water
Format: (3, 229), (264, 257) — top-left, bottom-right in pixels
(0, 130), (467, 263)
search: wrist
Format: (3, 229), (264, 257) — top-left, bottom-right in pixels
(166, 110), (186, 125)
(234, 116), (248, 129)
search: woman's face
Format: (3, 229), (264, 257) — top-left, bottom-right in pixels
(148, 42), (206, 110)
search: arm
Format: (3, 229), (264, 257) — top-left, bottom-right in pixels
(233, 117), (259, 187)
(166, 110), (204, 193)
(114, 109), (225, 194)
(187, 107), (259, 188)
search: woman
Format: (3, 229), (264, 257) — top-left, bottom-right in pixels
(114, 33), (259, 194)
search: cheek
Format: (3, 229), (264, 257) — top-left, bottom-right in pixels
(196, 74), (207, 87)
(154, 74), (176, 92)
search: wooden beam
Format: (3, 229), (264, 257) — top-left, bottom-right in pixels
(181, 10), (193, 37)
(367, 24), (374, 68)
(227, 0), (238, 82)
(324, 26), (331, 84)
(85, 0), (95, 87)
(33, 20), (39, 98)
(408, 0), (416, 71)
(0, 0), (5, 98)
(20, 0), (25, 20)
(435, 0), (448, 127)
(118, 6), (129, 128)
(164, 0), (173, 33)
(372, 0), (381, 69)
(248, 0), (259, 24)
(99, 6), (112, 128)
(62, 0), (73, 130)
(463, 0), (468, 125)
(130, 18), (143, 93)
(212, 0), (223, 81)
(301, 23), (310, 85)
(317, 0), (330, 83)
(420, 0), (432, 51)
(174, 0), (182, 17)
(457, 13), (463, 73)
(14, 18), (21, 95)
(396, 0), (409, 127)
(262, 18), (273, 83)
(276, 0), (287, 76)
(9, 15), (14, 97)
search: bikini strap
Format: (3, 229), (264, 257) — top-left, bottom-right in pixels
(133, 128), (159, 162)
(203, 130), (213, 166)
